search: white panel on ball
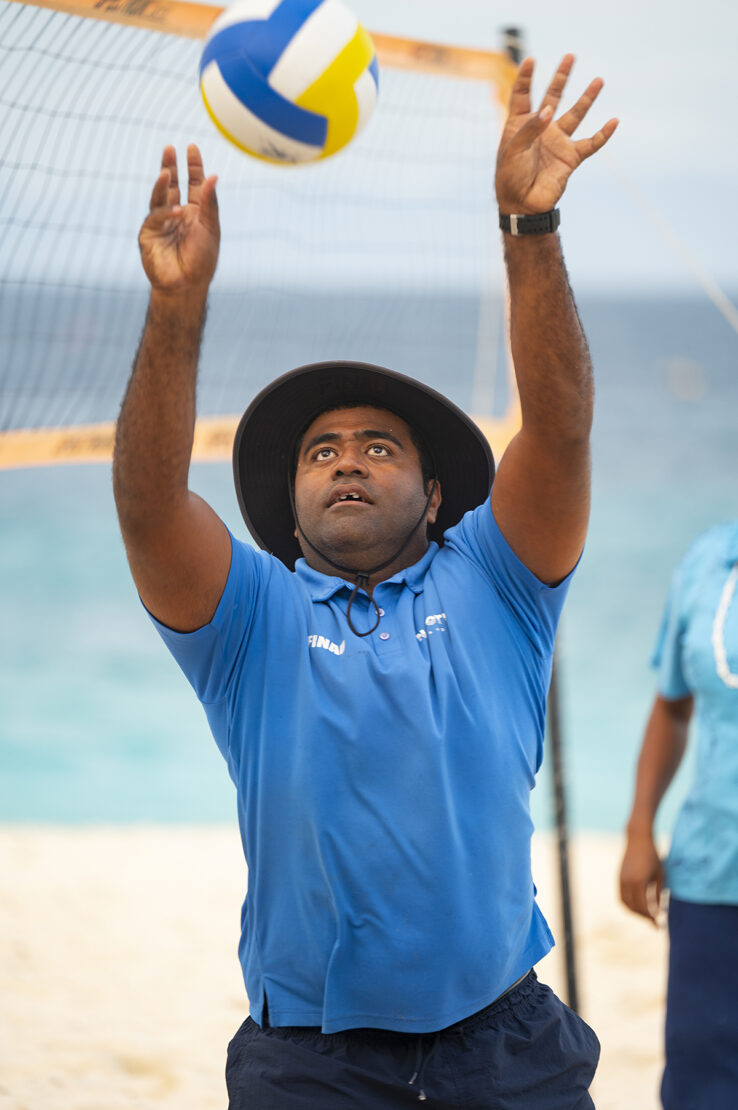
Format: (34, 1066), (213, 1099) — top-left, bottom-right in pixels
(269, 0), (359, 102)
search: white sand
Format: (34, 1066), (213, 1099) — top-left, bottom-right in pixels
(0, 826), (667, 1110)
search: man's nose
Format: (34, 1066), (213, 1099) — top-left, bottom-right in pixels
(333, 446), (368, 476)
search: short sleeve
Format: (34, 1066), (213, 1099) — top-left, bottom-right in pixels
(651, 557), (692, 700)
(444, 502), (577, 655)
(146, 532), (264, 706)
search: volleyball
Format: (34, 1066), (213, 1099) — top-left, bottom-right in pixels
(199, 0), (379, 165)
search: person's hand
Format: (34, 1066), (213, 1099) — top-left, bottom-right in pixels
(619, 833), (665, 926)
(495, 55), (618, 215)
(139, 144), (220, 296)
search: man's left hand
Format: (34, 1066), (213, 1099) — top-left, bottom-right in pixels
(495, 54), (618, 216)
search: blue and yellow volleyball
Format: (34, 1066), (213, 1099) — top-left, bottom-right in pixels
(199, 0), (379, 165)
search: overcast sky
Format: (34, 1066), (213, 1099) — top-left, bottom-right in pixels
(342, 0), (738, 296)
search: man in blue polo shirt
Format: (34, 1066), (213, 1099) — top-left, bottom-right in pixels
(114, 54), (617, 1109)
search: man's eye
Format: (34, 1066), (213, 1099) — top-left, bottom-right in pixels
(315, 447), (335, 460)
(368, 444), (389, 456)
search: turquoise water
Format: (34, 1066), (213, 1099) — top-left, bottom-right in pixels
(2, 294), (737, 831)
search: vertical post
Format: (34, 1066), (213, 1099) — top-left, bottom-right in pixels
(547, 650), (579, 1012)
(502, 26), (524, 65)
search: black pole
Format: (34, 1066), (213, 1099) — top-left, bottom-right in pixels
(547, 650), (579, 1012)
(502, 26), (524, 65)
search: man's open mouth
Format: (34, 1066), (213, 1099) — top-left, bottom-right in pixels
(328, 488), (371, 506)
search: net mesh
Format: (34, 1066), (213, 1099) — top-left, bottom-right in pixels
(0, 0), (513, 455)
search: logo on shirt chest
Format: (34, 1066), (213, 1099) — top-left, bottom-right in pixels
(308, 633), (346, 656)
(415, 612), (448, 640)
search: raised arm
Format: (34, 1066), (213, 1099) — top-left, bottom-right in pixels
(113, 144), (231, 631)
(491, 55), (618, 584)
(619, 694), (694, 924)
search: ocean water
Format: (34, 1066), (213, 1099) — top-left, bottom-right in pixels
(2, 293), (737, 832)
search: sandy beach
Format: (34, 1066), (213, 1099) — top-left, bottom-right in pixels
(0, 826), (667, 1110)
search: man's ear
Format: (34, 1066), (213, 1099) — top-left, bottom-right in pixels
(426, 479), (442, 525)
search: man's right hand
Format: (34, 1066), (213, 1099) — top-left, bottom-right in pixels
(139, 144), (220, 297)
(113, 142), (231, 634)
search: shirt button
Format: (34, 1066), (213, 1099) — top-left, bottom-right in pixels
(379, 631), (390, 641)
(378, 608), (386, 617)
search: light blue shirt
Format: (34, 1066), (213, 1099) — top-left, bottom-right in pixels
(654, 521), (738, 904)
(150, 502), (573, 1032)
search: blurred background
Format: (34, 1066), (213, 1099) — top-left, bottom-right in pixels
(1, 0), (737, 841)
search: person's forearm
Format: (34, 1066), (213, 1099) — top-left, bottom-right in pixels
(504, 233), (593, 446)
(626, 695), (692, 838)
(113, 287), (208, 532)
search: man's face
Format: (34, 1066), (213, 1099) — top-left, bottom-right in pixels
(293, 405), (441, 577)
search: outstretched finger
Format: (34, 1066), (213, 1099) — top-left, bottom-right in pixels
(187, 143), (206, 204)
(149, 168), (173, 214)
(161, 145), (180, 208)
(507, 56), (535, 118)
(539, 54), (575, 113)
(573, 116), (619, 161)
(558, 77), (604, 136)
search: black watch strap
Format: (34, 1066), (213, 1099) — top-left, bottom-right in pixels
(499, 209), (560, 236)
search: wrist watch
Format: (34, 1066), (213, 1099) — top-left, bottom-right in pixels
(499, 209), (560, 236)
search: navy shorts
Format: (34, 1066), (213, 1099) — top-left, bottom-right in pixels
(225, 971), (600, 1109)
(662, 897), (738, 1110)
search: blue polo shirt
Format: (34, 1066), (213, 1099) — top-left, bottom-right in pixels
(653, 521), (738, 905)
(150, 501), (573, 1033)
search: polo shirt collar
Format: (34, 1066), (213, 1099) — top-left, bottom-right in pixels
(294, 542), (439, 600)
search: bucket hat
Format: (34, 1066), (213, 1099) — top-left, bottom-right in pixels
(232, 360), (495, 570)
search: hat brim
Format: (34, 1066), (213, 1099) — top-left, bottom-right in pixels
(232, 360), (495, 570)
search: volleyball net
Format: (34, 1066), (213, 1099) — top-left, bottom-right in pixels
(0, 0), (521, 468)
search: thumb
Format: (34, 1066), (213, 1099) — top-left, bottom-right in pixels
(504, 104), (554, 155)
(198, 175), (220, 234)
(652, 864), (665, 925)
(141, 206), (183, 237)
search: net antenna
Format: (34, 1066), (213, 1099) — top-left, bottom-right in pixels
(0, 0), (521, 469)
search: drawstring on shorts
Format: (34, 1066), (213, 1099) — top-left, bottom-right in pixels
(405, 971), (531, 1102)
(408, 1030), (441, 1102)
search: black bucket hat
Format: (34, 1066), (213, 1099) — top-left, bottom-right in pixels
(232, 360), (495, 570)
